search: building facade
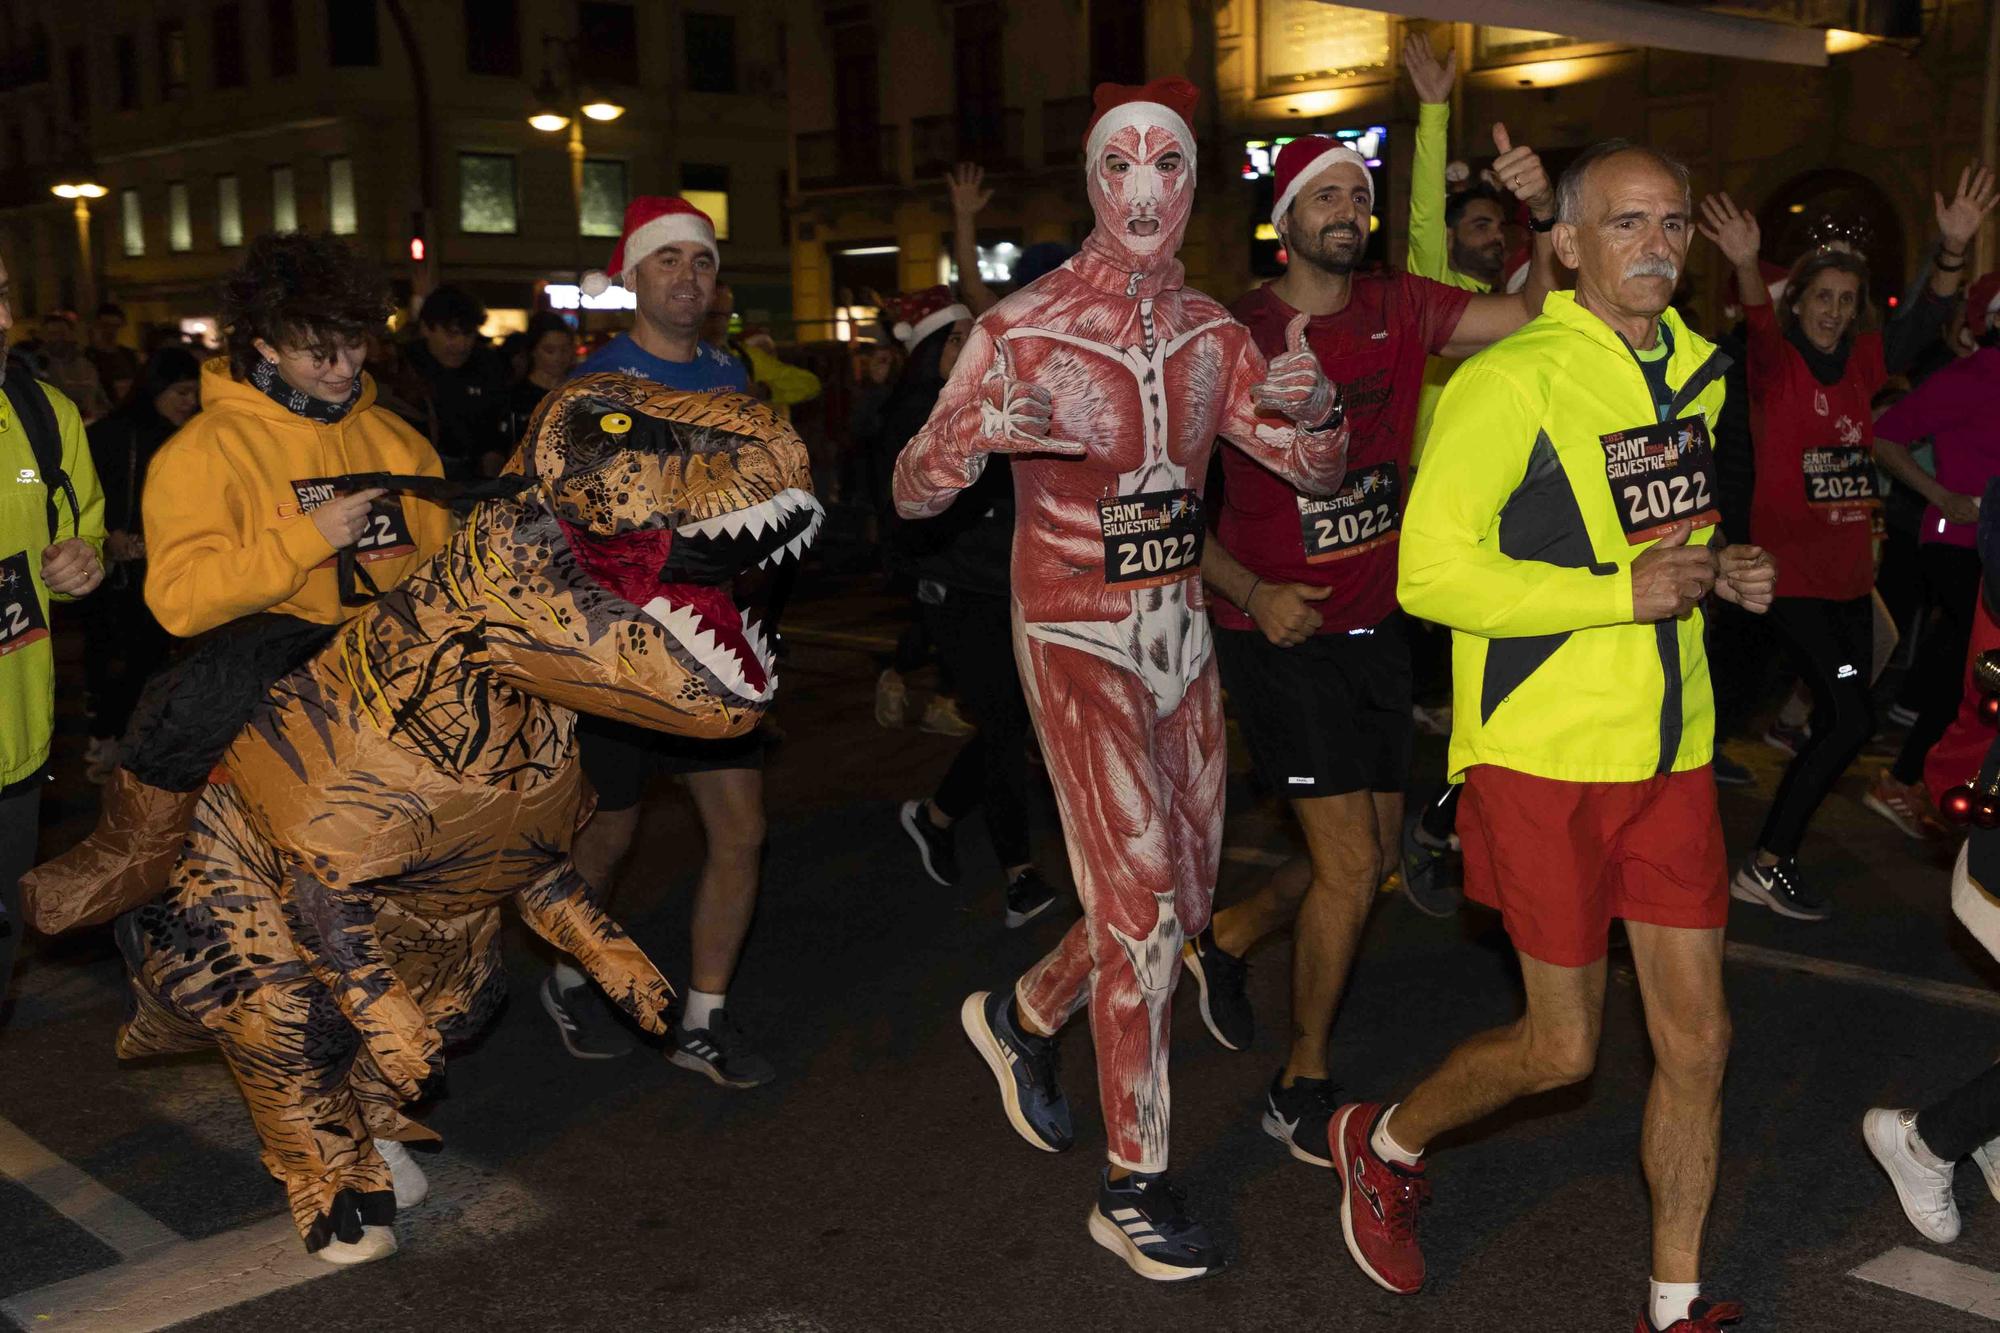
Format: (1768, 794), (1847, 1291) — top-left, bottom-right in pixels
(0, 0), (794, 338)
(785, 0), (1995, 340)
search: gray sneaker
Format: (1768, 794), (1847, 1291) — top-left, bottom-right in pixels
(671, 1009), (776, 1088)
(540, 974), (635, 1059)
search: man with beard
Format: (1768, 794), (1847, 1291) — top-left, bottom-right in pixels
(1329, 141), (1774, 1333)
(896, 78), (1349, 1282)
(1181, 128), (1555, 1166)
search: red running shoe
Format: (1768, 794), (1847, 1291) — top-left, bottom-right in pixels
(1330, 1102), (1430, 1293)
(1639, 1299), (1744, 1332)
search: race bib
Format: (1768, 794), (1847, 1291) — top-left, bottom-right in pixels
(292, 478), (417, 568)
(1099, 489), (1203, 589)
(1298, 462), (1400, 564)
(1802, 446), (1880, 524)
(0, 550), (50, 659)
(1600, 417), (1720, 544)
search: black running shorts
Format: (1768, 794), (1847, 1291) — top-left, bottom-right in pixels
(576, 715), (765, 813)
(1214, 616), (1413, 799)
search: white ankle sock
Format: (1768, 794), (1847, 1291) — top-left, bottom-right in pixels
(1650, 1279), (1700, 1328)
(552, 960), (587, 991)
(683, 989), (725, 1031)
(1370, 1106), (1423, 1166)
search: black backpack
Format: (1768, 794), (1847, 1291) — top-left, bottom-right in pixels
(5, 369), (77, 542)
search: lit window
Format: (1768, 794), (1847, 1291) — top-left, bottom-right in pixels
(168, 181), (191, 251)
(217, 175), (242, 246)
(120, 188), (144, 257)
(1261, 1), (1388, 87)
(458, 153), (518, 235)
(682, 189), (729, 242)
(271, 165), (297, 231)
(580, 159), (625, 238)
(327, 156), (356, 235)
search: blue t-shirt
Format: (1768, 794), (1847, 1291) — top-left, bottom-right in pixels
(575, 333), (749, 392)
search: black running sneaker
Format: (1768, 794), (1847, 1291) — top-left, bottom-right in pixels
(540, 973), (635, 1059)
(1004, 868), (1058, 928)
(899, 799), (959, 886)
(1729, 857), (1831, 922)
(1262, 1069), (1342, 1168)
(1181, 927), (1251, 1051)
(670, 1009), (776, 1088)
(1087, 1169), (1222, 1282)
(1400, 812), (1463, 919)
(960, 989), (1073, 1152)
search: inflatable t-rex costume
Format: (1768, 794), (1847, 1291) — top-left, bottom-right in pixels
(895, 79), (1349, 1173)
(44, 374), (818, 1260)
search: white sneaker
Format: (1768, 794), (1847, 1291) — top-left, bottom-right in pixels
(314, 1225), (397, 1265)
(374, 1138), (429, 1210)
(1864, 1107), (1961, 1243)
(920, 695), (976, 737)
(1971, 1136), (2000, 1203)
(875, 669), (908, 728)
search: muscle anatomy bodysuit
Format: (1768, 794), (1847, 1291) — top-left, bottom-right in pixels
(895, 80), (1350, 1172)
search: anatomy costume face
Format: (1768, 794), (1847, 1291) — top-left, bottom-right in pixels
(892, 78), (1349, 1174)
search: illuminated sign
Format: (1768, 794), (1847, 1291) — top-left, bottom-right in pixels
(545, 283), (638, 311)
(1242, 126), (1387, 181)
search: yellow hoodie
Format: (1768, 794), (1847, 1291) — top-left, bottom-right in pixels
(144, 358), (448, 637)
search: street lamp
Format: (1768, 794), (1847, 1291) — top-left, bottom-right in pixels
(50, 158), (107, 314)
(529, 41), (625, 284)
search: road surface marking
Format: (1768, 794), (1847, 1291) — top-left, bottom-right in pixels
(1723, 941), (2000, 1016)
(0, 1115), (178, 1259)
(1851, 1245), (2000, 1321)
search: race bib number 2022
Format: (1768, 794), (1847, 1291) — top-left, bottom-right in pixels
(292, 478), (416, 568)
(1600, 417), (1720, 545)
(1100, 489), (1204, 589)
(0, 550), (50, 659)
(1298, 462), (1400, 564)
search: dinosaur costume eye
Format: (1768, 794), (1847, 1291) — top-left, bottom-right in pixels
(600, 413), (632, 435)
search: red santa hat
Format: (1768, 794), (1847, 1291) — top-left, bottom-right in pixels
(1084, 77), (1200, 175)
(881, 285), (970, 351)
(580, 196), (718, 298)
(1966, 270), (2000, 337)
(1270, 137), (1376, 232)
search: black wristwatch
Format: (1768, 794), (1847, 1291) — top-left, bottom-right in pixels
(1527, 213), (1556, 233)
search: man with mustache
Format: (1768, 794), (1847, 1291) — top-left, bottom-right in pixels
(896, 78), (1348, 1282)
(1328, 141), (1775, 1333)
(1182, 126), (1555, 1164)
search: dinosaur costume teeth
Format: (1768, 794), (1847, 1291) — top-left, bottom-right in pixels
(91, 372), (816, 1257)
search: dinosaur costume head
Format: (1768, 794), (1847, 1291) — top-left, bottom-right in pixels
(467, 372), (820, 738)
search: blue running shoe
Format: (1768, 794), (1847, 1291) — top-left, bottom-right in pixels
(960, 989), (1074, 1152)
(1087, 1169), (1222, 1282)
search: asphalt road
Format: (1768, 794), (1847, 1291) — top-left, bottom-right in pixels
(4, 578), (1999, 1332)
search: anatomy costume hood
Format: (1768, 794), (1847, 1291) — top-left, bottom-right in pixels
(1079, 78), (1200, 287)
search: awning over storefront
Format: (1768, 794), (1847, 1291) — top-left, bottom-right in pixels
(1334, 0), (1830, 66)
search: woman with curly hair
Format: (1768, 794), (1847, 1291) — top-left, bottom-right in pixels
(21, 233), (449, 941)
(144, 230), (447, 636)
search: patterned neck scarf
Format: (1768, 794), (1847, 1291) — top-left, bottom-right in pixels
(249, 356), (361, 424)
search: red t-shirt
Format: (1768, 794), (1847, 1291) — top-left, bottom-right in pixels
(1743, 303), (1886, 602)
(1213, 274), (1473, 634)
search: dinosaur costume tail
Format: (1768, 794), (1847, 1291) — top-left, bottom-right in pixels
(20, 771), (200, 935)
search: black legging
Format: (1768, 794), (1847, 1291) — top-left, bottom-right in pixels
(1893, 544), (1984, 786)
(924, 589), (1032, 869)
(1758, 595), (1875, 859)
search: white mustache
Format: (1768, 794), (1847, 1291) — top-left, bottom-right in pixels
(1624, 257), (1679, 281)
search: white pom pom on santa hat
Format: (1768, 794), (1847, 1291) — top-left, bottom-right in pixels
(588, 195), (718, 293)
(880, 286), (970, 351)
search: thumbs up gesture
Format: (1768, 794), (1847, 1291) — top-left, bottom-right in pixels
(1490, 122), (1557, 222)
(1251, 312), (1342, 430)
(975, 336), (1089, 458)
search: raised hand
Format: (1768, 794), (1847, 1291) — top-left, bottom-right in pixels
(977, 338), (1088, 457)
(1490, 123), (1555, 220)
(1402, 32), (1458, 105)
(1251, 312), (1341, 429)
(946, 162), (993, 219)
(1936, 163), (1999, 254)
(1697, 193), (1762, 269)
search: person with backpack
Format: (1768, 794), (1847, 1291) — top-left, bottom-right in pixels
(0, 252), (107, 1011)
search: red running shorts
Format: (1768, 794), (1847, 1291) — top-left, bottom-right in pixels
(1458, 764), (1728, 967)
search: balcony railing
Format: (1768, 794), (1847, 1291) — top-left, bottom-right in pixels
(797, 124), (902, 190)
(911, 108), (1026, 176)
